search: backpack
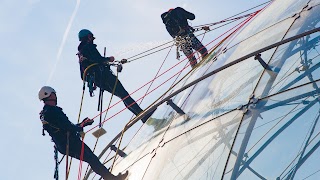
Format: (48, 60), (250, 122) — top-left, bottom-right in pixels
(162, 10), (186, 36)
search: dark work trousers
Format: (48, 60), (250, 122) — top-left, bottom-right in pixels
(96, 69), (144, 116)
(55, 135), (110, 178)
(180, 34), (208, 68)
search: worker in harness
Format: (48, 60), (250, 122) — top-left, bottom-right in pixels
(161, 7), (209, 68)
(38, 86), (128, 180)
(77, 29), (153, 123)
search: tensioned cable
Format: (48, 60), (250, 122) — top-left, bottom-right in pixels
(84, 3), (320, 179)
(179, 10), (259, 108)
(124, 44), (175, 147)
(63, 1), (269, 179)
(84, 44), (175, 178)
(110, 13), (257, 170)
(126, 9), (263, 63)
(84, 14), (262, 173)
(125, 1), (271, 63)
(193, 0), (272, 29)
(84, 25), (320, 179)
(114, 27), (320, 176)
(82, 70), (120, 177)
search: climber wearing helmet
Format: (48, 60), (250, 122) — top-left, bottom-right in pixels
(77, 29), (153, 123)
(161, 7), (208, 68)
(38, 86), (128, 180)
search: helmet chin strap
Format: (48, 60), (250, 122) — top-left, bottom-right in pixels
(44, 99), (57, 104)
(45, 99), (56, 102)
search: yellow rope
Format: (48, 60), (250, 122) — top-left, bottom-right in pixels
(66, 63), (99, 180)
(84, 70), (119, 177)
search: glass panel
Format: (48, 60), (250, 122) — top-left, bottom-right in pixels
(254, 5), (320, 98)
(227, 0), (307, 49)
(112, 153), (153, 180)
(224, 81), (320, 179)
(109, 1), (320, 180)
(179, 56), (262, 121)
(123, 103), (175, 155)
(227, 18), (294, 59)
(143, 111), (243, 180)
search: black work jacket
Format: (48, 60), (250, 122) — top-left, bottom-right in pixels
(161, 7), (195, 37)
(40, 105), (83, 143)
(77, 42), (111, 80)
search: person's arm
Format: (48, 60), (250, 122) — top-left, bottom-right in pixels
(176, 7), (195, 20)
(166, 26), (176, 38)
(161, 12), (177, 37)
(161, 12), (168, 23)
(81, 44), (113, 64)
(49, 107), (84, 133)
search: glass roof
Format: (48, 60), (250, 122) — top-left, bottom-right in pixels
(85, 0), (320, 179)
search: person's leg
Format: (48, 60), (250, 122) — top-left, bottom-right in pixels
(67, 138), (116, 179)
(111, 77), (156, 123)
(190, 34), (208, 59)
(81, 143), (116, 179)
(56, 138), (127, 180)
(180, 38), (197, 68)
(97, 70), (155, 123)
(104, 71), (144, 116)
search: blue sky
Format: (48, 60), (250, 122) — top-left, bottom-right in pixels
(0, 0), (265, 179)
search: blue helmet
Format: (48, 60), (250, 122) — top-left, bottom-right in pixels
(78, 29), (93, 41)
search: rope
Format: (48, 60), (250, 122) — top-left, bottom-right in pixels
(77, 134), (85, 180)
(83, 44), (176, 176)
(54, 146), (59, 180)
(166, 11), (256, 101)
(102, 71), (119, 123)
(166, 30), (208, 98)
(84, 8), (267, 177)
(83, 70), (120, 177)
(108, 9), (259, 170)
(84, 5), (320, 178)
(125, 12), (253, 64)
(66, 63), (99, 180)
(192, 0), (271, 29)
(79, 4), (267, 178)
(83, 16), (256, 134)
(180, 10), (259, 108)
(65, 132), (70, 180)
(125, 4), (266, 64)
(110, 44), (176, 172)
(125, 43), (175, 147)
(85, 9), (258, 133)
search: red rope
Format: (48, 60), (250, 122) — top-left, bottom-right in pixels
(75, 6), (267, 179)
(86, 47), (192, 123)
(181, 11), (259, 108)
(74, 5), (271, 179)
(85, 57), (194, 133)
(85, 9), (263, 134)
(77, 134), (85, 180)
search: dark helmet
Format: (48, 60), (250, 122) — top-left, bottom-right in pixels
(78, 29), (93, 41)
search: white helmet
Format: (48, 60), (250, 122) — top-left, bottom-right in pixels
(38, 86), (56, 101)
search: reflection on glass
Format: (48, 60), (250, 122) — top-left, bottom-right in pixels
(94, 0), (320, 180)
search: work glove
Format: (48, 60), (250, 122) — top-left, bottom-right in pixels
(117, 64), (123, 72)
(202, 26), (210, 31)
(108, 56), (115, 62)
(81, 117), (94, 127)
(120, 59), (128, 64)
(79, 131), (85, 139)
